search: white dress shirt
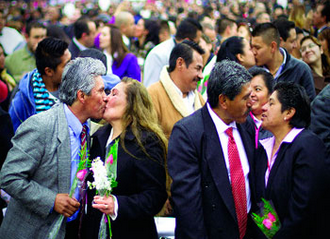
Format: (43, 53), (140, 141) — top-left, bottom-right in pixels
(171, 80), (195, 114)
(207, 103), (251, 212)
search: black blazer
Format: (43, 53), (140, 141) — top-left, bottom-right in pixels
(82, 124), (167, 239)
(168, 105), (257, 239)
(68, 41), (81, 60)
(254, 129), (330, 239)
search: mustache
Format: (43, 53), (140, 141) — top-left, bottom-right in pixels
(193, 77), (202, 82)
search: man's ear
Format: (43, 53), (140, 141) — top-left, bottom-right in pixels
(176, 57), (185, 70)
(218, 94), (228, 110)
(77, 89), (85, 103)
(81, 32), (87, 40)
(236, 53), (244, 63)
(44, 67), (54, 77)
(271, 41), (278, 53)
(285, 107), (296, 122)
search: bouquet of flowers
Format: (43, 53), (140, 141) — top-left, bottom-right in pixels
(251, 198), (281, 239)
(88, 138), (119, 239)
(48, 146), (90, 239)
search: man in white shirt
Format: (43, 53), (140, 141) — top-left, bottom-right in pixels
(143, 18), (203, 87)
(168, 60), (256, 239)
(0, 11), (24, 55)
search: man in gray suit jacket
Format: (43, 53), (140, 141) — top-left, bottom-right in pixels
(0, 57), (107, 239)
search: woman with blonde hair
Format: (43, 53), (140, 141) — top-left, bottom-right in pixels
(288, 4), (306, 30)
(82, 77), (167, 239)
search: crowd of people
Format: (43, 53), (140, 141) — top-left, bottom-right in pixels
(0, 0), (330, 239)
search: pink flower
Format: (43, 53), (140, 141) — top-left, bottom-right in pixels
(268, 213), (276, 222)
(77, 169), (87, 181)
(106, 154), (113, 165)
(262, 218), (273, 229)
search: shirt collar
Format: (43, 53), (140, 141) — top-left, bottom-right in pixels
(279, 47), (287, 65)
(282, 127), (304, 143)
(73, 37), (88, 51)
(318, 25), (328, 34)
(122, 35), (130, 47)
(63, 103), (89, 137)
(262, 47), (287, 79)
(206, 102), (237, 133)
(249, 112), (262, 129)
(171, 77), (196, 99)
(260, 127), (304, 149)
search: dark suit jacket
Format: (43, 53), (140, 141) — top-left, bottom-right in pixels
(254, 129), (330, 239)
(82, 124), (167, 239)
(168, 105), (256, 239)
(68, 41), (81, 59)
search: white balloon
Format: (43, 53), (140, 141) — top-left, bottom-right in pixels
(99, 0), (111, 12)
(277, 0), (288, 9)
(63, 3), (76, 18)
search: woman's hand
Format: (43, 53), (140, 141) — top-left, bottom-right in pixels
(92, 195), (115, 215)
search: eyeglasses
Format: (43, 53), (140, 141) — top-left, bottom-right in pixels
(300, 43), (318, 53)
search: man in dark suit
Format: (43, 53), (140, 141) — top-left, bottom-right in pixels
(68, 16), (96, 59)
(168, 60), (255, 239)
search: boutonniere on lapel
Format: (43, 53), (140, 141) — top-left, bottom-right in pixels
(48, 143), (91, 239)
(251, 198), (281, 239)
(88, 138), (119, 239)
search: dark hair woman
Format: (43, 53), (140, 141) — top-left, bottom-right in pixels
(253, 82), (330, 239)
(99, 25), (141, 81)
(300, 35), (330, 94)
(242, 67), (274, 148)
(131, 18), (160, 70)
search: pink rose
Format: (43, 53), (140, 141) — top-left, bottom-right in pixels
(77, 169), (87, 181)
(268, 213), (276, 222)
(262, 218), (273, 229)
(106, 154), (113, 165)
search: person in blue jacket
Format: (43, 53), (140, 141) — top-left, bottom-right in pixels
(9, 37), (71, 131)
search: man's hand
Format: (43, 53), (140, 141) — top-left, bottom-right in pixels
(54, 194), (80, 217)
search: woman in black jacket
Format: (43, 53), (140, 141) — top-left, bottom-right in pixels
(82, 77), (167, 239)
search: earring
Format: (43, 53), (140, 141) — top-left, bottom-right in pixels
(284, 117), (287, 121)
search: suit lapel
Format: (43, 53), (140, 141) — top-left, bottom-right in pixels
(238, 124), (257, 205)
(201, 106), (237, 222)
(56, 103), (71, 193)
(265, 143), (289, 196)
(93, 124), (112, 160)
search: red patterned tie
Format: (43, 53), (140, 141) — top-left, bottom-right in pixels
(80, 125), (87, 158)
(225, 127), (247, 239)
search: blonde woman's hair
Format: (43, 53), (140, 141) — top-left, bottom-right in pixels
(289, 5), (306, 29)
(119, 77), (167, 161)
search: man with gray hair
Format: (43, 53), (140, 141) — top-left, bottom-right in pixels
(0, 57), (107, 239)
(168, 60), (255, 239)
